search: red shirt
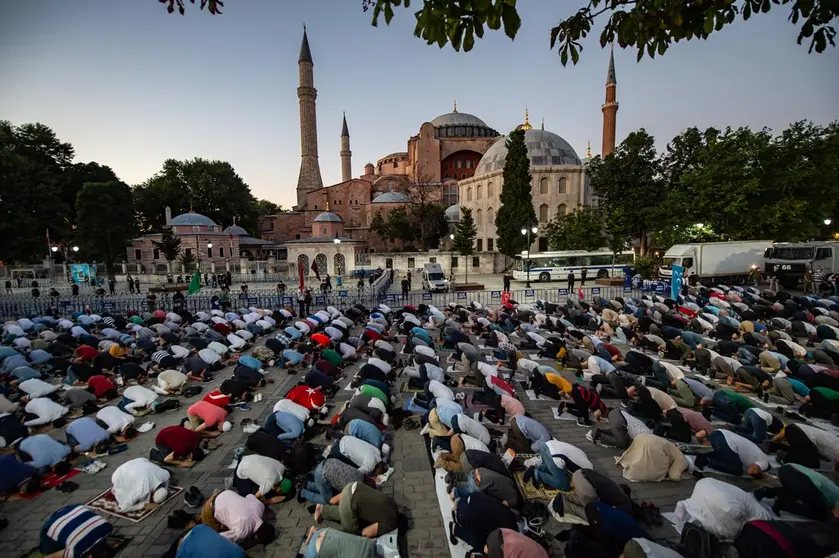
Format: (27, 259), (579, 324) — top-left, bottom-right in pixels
(203, 390), (230, 409)
(155, 426), (201, 457)
(601, 343), (622, 360)
(188, 400), (228, 427)
(311, 333), (330, 347)
(74, 345), (98, 362)
(88, 375), (115, 397)
(286, 385), (325, 410)
(213, 323), (231, 335)
(314, 359), (338, 377)
(489, 376), (514, 396)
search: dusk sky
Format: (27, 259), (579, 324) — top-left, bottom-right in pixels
(2, 1), (837, 209)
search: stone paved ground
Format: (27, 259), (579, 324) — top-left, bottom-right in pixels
(2, 314), (836, 558)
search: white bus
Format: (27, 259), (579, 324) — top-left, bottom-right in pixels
(512, 250), (635, 282)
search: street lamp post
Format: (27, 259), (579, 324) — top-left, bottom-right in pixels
(449, 233), (455, 289)
(207, 243), (213, 274)
(824, 219), (832, 226)
(520, 226), (538, 288)
(51, 245), (79, 283)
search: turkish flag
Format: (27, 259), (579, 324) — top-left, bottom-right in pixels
(286, 385), (326, 411)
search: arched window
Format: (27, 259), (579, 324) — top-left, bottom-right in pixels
(557, 203), (567, 217)
(320, 226), (328, 236)
(558, 177), (567, 194)
(476, 185), (482, 200)
(539, 177), (549, 195)
(315, 254), (328, 277)
(487, 182), (494, 197)
(476, 209), (483, 226)
(539, 204), (549, 223)
(487, 207), (494, 227)
(297, 254), (310, 277)
(467, 187), (473, 202)
(333, 253), (346, 276)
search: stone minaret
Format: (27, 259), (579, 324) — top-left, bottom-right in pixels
(296, 26), (323, 209)
(601, 45), (619, 157)
(340, 112), (352, 182)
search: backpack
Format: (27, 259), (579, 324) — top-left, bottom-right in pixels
(679, 521), (722, 558)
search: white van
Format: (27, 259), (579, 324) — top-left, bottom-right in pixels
(421, 263), (448, 292)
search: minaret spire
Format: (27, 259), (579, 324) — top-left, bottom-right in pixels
(296, 25), (323, 209)
(601, 44), (619, 157)
(340, 112), (352, 182)
(453, 99), (457, 113)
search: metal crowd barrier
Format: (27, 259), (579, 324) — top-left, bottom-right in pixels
(0, 283), (661, 320)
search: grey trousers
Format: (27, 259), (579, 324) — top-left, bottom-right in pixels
(766, 377), (796, 405)
(596, 408), (631, 449)
(559, 469), (598, 518)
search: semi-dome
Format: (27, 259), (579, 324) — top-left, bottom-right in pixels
(444, 205), (460, 222)
(313, 211), (344, 223)
(474, 130), (582, 177)
(168, 212), (218, 227)
(372, 192), (409, 204)
(223, 225), (248, 236)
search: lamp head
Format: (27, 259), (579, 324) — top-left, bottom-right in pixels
(51, 246), (58, 253)
(520, 228), (527, 235)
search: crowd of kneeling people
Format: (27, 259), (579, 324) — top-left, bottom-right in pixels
(2, 281), (839, 557)
(397, 285), (839, 557)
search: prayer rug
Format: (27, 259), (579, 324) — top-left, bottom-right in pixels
(20, 535), (131, 558)
(399, 382), (423, 393)
(85, 486), (183, 523)
(513, 470), (561, 501)
(6, 468), (82, 501)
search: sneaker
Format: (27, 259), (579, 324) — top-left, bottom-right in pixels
(522, 466), (535, 484)
(253, 393), (264, 403)
(585, 429), (594, 443)
(576, 417), (592, 427)
(184, 486), (204, 509)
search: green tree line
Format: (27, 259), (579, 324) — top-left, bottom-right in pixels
(0, 120), (284, 270)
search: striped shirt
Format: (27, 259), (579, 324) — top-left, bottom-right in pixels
(151, 350), (170, 364)
(43, 505), (112, 558)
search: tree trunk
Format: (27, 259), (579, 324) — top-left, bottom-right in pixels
(465, 254), (469, 284)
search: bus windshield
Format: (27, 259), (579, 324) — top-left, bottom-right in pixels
(427, 272), (445, 281)
(770, 246), (814, 260)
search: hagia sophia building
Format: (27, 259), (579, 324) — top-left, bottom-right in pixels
(253, 28), (620, 272)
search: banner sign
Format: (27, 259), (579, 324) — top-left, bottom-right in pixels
(671, 264), (684, 300)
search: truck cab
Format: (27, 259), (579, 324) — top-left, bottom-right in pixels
(421, 263), (448, 292)
(658, 245), (696, 282)
(765, 241), (839, 290)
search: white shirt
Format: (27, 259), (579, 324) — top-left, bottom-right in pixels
(648, 387), (677, 411)
(235, 329), (254, 341)
(427, 380), (454, 401)
(227, 334), (246, 349)
(475, 361), (498, 378)
(272, 399), (310, 423)
(516, 359), (539, 374)
(674, 478), (771, 540)
(414, 345), (436, 359)
(719, 430), (769, 471)
(545, 440), (592, 470)
(660, 361), (685, 381)
(338, 436), (381, 475)
(170, 345), (190, 359)
(208, 342), (229, 356)
(199, 348), (221, 364)
(236, 455), (286, 495)
(797, 423), (839, 459)
(97, 406), (135, 433)
(454, 414), (490, 446)
(459, 433), (489, 453)
(19, 378), (57, 398)
(25, 398), (67, 422)
(112, 457), (170, 512)
(324, 327), (343, 341)
(368, 357), (391, 375)
(158, 370), (187, 390)
(339, 343), (356, 359)
(748, 407), (774, 426)
(123, 386), (158, 411)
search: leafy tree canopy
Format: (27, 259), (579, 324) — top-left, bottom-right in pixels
(167, 0), (837, 63)
(453, 206), (477, 282)
(495, 129), (536, 258)
(545, 206), (605, 251)
(255, 199), (284, 216)
(75, 181), (136, 274)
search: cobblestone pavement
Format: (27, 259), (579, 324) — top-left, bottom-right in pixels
(0, 316), (815, 558)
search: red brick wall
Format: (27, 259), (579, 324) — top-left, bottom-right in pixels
(441, 151), (483, 181)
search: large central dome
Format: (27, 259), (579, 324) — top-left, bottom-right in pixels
(474, 130), (582, 176)
(431, 111), (488, 128)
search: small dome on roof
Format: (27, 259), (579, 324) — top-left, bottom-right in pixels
(444, 205), (460, 222)
(223, 225), (248, 236)
(313, 211), (344, 223)
(372, 192), (409, 204)
(168, 212), (218, 227)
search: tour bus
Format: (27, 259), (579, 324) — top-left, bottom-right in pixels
(512, 250), (635, 282)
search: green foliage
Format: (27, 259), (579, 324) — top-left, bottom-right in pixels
(255, 199), (283, 216)
(370, 211), (389, 248)
(160, 0), (223, 16)
(632, 256), (657, 279)
(133, 158), (259, 233)
(0, 121), (75, 263)
(152, 229), (182, 262)
(75, 181), (136, 274)
(385, 207), (416, 245)
(178, 249), (197, 272)
(63, 162), (120, 231)
(453, 206), (477, 282)
(587, 129), (664, 255)
(545, 206), (605, 251)
(495, 129), (537, 258)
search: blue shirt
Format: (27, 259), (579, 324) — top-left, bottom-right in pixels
(680, 331), (703, 349)
(282, 350), (303, 365)
(177, 524), (245, 558)
(28, 350), (52, 365)
(513, 415), (551, 452)
(788, 377), (810, 396)
(768, 351), (790, 369)
(11, 366), (40, 382)
(0, 454), (36, 494)
(347, 419), (384, 448)
(0, 347), (20, 361)
(435, 405), (460, 428)
(66, 417), (111, 451)
(3, 355), (28, 373)
(272, 412), (304, 441)
(238, 355), (261, 370)
(411, 328), (433, 344)
(284, 327), (302, 340)
(683, 377), (713, 399)
(590, 355), (616, 374)
(19, 435), (71, 469)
